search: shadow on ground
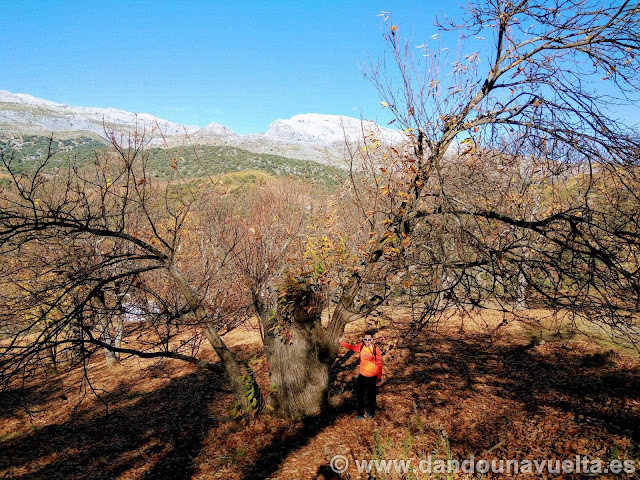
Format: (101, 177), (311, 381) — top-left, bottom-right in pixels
(0, 381), (62, 421)
(0, 370), (228, 480)
(238, 402), (352, 480)
(2, 332), (638, 479)
(238, 333), (640, 478)
(394, 333), (640, 452)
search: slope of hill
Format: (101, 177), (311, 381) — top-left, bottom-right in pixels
(1, 312), (638, 479)
(0, 134), (346, 186)
(144, 145), (346, 185)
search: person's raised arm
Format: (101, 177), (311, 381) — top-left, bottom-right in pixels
(339, 336), (360, 353)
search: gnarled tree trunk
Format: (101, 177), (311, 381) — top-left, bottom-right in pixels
(267, 321), (335, 417)
(259, 279), (339, 417)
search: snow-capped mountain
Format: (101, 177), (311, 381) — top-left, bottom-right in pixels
(0, 90), (404, 165)
(0, 90), (199, 140)
(264, 113), (403, 145)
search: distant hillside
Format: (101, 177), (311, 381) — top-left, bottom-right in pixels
(144, 145), (346, 185)
(0, 135), (107, 170)
(1, 90), (405, 165)
(0, 135), (346, 186)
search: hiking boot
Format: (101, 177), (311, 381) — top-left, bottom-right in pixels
(356, 415), (364, 420)
(365, 411), (374, 418)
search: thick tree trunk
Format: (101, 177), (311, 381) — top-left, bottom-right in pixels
(257, 279), (340, 417)
(267, 324), (335, 417)
(104, 314), (124, 366)
(113, 316), (123, 356)
(97, 314), (119, 367)
(252, 282), (277, 368)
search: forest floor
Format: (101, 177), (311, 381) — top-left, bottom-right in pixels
(1, 308), (639, 479)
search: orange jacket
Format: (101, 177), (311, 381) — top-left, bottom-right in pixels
(340, 341), (383, 379)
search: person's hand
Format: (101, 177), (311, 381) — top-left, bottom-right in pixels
(376, 378), (383, 387)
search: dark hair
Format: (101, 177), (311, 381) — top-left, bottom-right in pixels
(361, 331), (378, 360)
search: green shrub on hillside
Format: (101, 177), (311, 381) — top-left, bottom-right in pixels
(0, 135), (346, 186)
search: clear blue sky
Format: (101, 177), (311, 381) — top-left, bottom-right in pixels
(0, 1), (450, 134)
(2, 1), (636, 135)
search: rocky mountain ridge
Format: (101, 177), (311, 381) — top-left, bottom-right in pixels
(0, 90), (404, 165)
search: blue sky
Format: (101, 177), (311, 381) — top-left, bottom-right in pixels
(2, 1), (636, 135)
(1, 1), (451, 134)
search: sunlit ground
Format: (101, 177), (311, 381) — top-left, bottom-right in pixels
(1, 309), (638, 479)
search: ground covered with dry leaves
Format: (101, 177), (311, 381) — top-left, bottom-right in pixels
(1, 311), (639, 479)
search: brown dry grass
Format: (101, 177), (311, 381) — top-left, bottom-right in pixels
(1, 310), (639, 480)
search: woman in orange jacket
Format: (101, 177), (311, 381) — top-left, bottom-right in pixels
(339, 331), (383, 419)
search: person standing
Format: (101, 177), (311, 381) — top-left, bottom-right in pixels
(339, 331), (383, 419)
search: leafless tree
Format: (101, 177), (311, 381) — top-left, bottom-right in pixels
(344, 0), (640, 345)
(2, 0), (639, 420)
(0, 132), (258, 411)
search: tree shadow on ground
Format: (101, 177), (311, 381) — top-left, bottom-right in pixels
(4, 333), (638, 479)
(239, 401), (353, 480)
(237, 348), (379, 479)
(0, 381), (62, 421)
(0, 370), (229, 480)
(395, 333), (640, 453)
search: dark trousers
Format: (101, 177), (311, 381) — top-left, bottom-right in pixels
(356, 374), (378, 416)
